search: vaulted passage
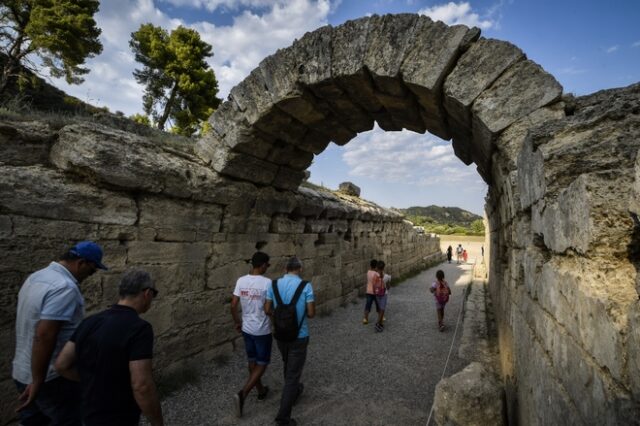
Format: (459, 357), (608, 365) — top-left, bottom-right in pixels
(194, 14), (640, 425)
(1, 13), (639, 426)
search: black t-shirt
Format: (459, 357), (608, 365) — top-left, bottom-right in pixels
(70, 304), (154, 426)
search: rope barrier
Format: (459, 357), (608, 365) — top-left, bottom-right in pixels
(425, 261), (472, 426)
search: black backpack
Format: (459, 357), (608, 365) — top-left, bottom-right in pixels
(272, 279), (308, 342)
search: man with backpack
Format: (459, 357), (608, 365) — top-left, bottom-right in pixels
(264, 257), (315, 426)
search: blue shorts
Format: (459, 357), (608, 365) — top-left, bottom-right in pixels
(243, 332), (273, 365)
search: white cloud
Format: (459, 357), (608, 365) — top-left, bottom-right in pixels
(632, 41), (640, 48)
(605, 45), (619, 53)
(342, 125), (483, 187)
(418, 2), (493, 29)
(49, 0), (333, 115)
(161, 0), (278, 12)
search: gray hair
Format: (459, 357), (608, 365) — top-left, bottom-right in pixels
(119, 269), (156, 297)
(285, 256), (303, 271)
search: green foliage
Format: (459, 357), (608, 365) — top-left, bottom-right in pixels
(0, 0), (103, 93)
(130, 24), (221, 136)
(130, 112), (151, 126)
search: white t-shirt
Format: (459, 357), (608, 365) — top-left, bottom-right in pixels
(233, 274), (271, 336)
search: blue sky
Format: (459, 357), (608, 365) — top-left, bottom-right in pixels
(50, 0), (640, 215)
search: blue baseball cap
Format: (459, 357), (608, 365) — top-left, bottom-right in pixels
(69, 241), (108, 270)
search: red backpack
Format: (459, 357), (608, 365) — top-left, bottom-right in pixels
(435, 281), (450, 304)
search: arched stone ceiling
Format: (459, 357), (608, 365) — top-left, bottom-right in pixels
(195, 13), (563, 190)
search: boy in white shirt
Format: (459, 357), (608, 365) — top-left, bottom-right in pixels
(231, 252), (272, 417)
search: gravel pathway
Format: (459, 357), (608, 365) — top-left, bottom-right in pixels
(159, 260), (474, 426)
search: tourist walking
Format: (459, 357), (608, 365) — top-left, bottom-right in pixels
(430, 270), (452, 332)
(55, 269), (163, 426)
(362, 259), (380, 325)
(462, 249), (468, 263)
(446, 245), (453, 263)
(230, 252), (273, 417)
(265, 257), (315, 426)
(373, 261), (390, 332)
(455, 244), (463, 264)
(12, 241), (107, 425)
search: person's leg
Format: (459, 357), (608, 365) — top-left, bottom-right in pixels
(437, 307), (444, 326)
(275, 338), (309, 425)
(35, 377), (82, 426)
(364, 294), (374, 323)
(241, 334), (272, 398)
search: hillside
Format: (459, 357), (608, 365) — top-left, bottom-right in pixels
(400, 205), (482, 226)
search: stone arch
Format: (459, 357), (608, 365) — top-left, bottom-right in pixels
(195, 14), (562, 190)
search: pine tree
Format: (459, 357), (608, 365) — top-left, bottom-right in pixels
(130, 24), (221, 136)
(0, 0), (103, 93)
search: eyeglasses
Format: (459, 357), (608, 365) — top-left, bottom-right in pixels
(143, 287), (159, 298)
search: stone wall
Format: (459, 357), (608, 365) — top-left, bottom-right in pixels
(0, 120), (442, 424)
(486, 84), (640, 425)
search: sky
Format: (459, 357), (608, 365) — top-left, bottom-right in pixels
(47, 0), (640, 215)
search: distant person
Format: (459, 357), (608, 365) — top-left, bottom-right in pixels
(430, 270), (452, 332)
(455, 244), (463, 264)
(462, 249), (468, 263)
(265, 257), (315, 426)
(55, 269), (164, 426)
(373, 261), (389, 332)
(481, 246), (484, 257)
(363, 259), (380, 325)
(231, 252), (273, 417)
(446, 245), (453, 263)
(13, 241), (107, 425)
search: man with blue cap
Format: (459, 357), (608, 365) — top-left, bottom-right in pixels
(12, 240), (107, 425)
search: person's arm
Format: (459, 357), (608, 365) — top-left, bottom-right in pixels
(17, 320), (62, 411)
(429, 283), (436, 294)
(54, 341), (80, 381)
(306, 301), (316, 318)
(230, 295), (242, 333)
(264, 300), (273, 316)
(130, 359), (164, 426)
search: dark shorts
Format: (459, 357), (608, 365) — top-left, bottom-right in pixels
(243, 332), (273, 365)
(364, 294), (380, 312)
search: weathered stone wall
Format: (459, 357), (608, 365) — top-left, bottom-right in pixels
(487, 84), (640, 425)
(0, 120), (441, 424)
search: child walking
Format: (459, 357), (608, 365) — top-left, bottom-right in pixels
(430, 270), (452, 332)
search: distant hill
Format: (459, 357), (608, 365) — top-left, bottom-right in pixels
(399, 206), (482, 227)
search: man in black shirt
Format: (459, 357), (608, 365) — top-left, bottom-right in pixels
(55, 269), (164, 426)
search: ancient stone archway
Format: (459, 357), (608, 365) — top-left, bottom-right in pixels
(1, 13), (638, 426)
(193, 14), (640, 425)
(195, 14), (561, 189)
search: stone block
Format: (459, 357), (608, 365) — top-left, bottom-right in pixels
(227, 68), (274, 127)
(11, 216), (98, 240)
(127, 242), (211, 265)
(0, 120), (53, 166)
(433, 362), (505, 426)
(0, 166), (137, 225)
(403, 18), (480, 139)
(541, 173), (635, 256)
(209, 241), (258, 269)
(472, 60), (563, 165)
(272, 166), (307, 191)
(0, 216), (11, 238)
(338, 182), (360, 197)
(269, 215), (306, 234)
(444, 38), (524, 135)
(309, 82), (375, 134)
(139, 196), (223, 241)
(210, 150), (279, 185)
(292, 25), (333, 87)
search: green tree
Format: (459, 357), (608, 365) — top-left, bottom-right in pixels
(0, 0), (103, 94)
(470, 219), (485, 235)
(130, 113), (151, 126)
(129, 24), (221, 136)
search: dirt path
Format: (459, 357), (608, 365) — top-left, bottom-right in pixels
(159, 258), (477, 425)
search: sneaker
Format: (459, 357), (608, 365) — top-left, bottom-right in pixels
(362, 318), (368, 325)
(276, 419), (298, 426)
(234, 390), (245, 417)
(257, 386), (270, 401)
(293, 383), (304, 405)
(375, 323), (383, 332)
(439, 324), (445, 332)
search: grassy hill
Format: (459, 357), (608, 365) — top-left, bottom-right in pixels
(398, 205), (485, 236)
